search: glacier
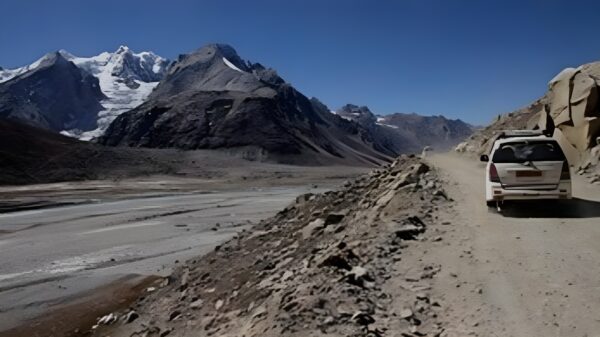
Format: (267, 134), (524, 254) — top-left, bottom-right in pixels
(60, 46), (169, 140)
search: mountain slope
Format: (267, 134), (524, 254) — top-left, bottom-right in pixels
(0, 52), (106, 131)
(99, 44), (395, 165)
(335, 104), (474, 152)
(0, 119), (181, 185)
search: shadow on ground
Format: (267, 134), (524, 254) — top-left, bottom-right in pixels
(500, 198), (600, 219)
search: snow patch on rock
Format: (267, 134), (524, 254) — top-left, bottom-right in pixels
(223, 57), (244, 72)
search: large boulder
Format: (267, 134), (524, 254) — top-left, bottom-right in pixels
(544, 65), (600, 165)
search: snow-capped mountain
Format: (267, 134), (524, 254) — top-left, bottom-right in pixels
(0, 54), (55, 82)
(0, 46), (169, 139)
(59, 46), (170, 140)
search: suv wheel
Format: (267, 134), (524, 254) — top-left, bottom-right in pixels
(486, 201), (496, 208)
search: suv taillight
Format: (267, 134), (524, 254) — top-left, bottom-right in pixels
(489, 163), (501, 183)
(561, 161), (571, 180)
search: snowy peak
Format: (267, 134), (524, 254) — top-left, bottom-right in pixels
(64, 46), (169, 83)
(115, 45), (130, 54)
(172, 43), (249, 73)
(57, 49), (76, 60)
(110, 47), (169, 82)
(209, 44), (249, 72)
(38, 51), (71, 68)
(55, 46), (170, 140)
(156, 43), (285, 98)
(0, 51), (67, 83)
(1, 47), (169, 85)
(0, 51), (105, 132)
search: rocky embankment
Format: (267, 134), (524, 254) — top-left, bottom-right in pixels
(91, 155), (454, 337)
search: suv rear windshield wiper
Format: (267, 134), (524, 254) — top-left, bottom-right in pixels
(522, 160), (541, 170)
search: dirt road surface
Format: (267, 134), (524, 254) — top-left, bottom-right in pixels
(427, 153), (600, 336)
(0, 186), (321, 333)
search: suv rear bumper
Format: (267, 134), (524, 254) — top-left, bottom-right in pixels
(487, 181), (572, 201)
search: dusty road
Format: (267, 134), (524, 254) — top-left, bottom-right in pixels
(0, 186), (320, 332)
(427, 153), (600, 336)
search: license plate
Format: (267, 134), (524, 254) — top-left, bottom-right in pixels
(516, 171), (542, 177)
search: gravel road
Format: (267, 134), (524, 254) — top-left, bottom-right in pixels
(427, 153), (600, 336)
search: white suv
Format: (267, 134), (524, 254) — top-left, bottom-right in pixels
(480, 130), (572, 208)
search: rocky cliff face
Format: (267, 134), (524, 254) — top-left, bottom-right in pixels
(543, 64), (600, 166)
(99, 44), (395, 165)
(0, 52), (106, 131)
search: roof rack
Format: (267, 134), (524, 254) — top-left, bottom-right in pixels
(496, 129), (551, 139)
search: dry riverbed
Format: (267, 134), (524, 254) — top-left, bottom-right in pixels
(0, 166), (367, 337)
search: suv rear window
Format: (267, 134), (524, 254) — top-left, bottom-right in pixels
(492, 140), (566, 163)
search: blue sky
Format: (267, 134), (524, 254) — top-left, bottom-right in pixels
(2, 0), (600, 124)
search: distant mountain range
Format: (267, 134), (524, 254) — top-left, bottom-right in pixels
(335, 104), (474, 152)
(0, 43), (473, 166)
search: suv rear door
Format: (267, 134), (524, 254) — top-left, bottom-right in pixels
(491, 140), (566, 189)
